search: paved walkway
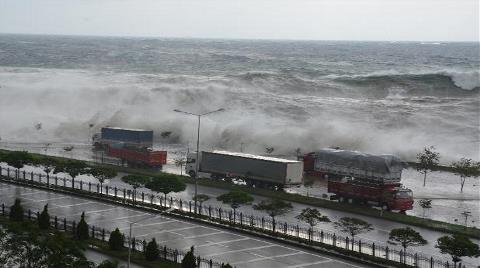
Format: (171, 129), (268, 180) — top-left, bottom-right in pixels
(0, 183), (373, 268)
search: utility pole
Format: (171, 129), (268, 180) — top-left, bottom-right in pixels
(174, 108), (224, 214)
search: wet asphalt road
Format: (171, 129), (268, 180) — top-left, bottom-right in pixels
(0, 182), (373, 268)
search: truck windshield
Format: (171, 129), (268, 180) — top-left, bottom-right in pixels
(396, 191), (413, 198)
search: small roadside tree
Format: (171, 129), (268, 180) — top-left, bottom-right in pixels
(253, 199), (293, 233)
(193, 194), (210, 214)
(38, 204), (50, 230)
(54, 160), (88, 189)
(34, 157), (59, 184)
(181, 246), (196, 268)
(3, 151), (33, 170)
(416, 146), (440, 187)
(145, 174), (186, 206)
(388, 227), (427, 263)
(436, 235), (480, 267)
(295, 208), (330, 241)
(9, 198), (24, 222)
(144, 238), (159, 261)
(76, 212), (89, 240)
(451, 158), (480, 193)
(90, 166), (117, 194)
(121, 174), (151, 204)
(418, 199), (432, 218)
(217, 190), (253, 223)
(334, 217), (373, 249)
(108, 228), (124, 251)
(174, 158), (187, 176)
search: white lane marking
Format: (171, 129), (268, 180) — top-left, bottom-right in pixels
(88, 213), (150, 223)
(183, 231), (225, 239)
(231, 251), (302, 265)
(50, 201), (94, 208)
(135, 225), (201, 239)
(118, 220), (178, 231)
(197, 237), (251, 248)
(3, 190), (44, 197)
(285, 259), (333, 268)
(205, 245), (275, 257)
(21, 196), (69, 203)
(83, 207), (117, 215)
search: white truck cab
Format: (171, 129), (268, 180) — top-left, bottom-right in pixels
(185, 152), (199, 177)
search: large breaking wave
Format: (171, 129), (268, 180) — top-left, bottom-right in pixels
(329, 70), (480, 91)
(0, 67), (478, 162)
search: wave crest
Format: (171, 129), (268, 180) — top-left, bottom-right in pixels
(330, 70), (480, 91)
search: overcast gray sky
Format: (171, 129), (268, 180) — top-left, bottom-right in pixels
(0, 0), (478, 41)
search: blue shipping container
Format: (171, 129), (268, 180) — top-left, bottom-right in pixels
(101, 127), (153, 144)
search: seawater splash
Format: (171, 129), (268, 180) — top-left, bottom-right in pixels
(0, 66), (478, 162)
(0, 36), (478, 162)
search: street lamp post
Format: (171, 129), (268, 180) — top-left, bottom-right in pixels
(127, 208), (174, 268)
(174, 108), (224, 214)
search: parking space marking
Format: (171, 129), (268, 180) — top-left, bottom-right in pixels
(197, 237), (251, 248)
(205, 245), (275, 257)
(183, 231), (225, 239)
(0, 183), (372, 268)
(89, 213), (149, 223)
(84, 207), (117, 214)
(285, 259), (333, 267)
(21, 196), (69, 203)
(53, 201), (95, 208)
(231, 252), (303, 265)
(118, 220), (178, 231)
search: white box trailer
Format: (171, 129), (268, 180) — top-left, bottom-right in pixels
(186, 151), (303, 187)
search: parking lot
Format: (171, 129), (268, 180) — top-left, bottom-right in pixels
(0, 182), (371, 268)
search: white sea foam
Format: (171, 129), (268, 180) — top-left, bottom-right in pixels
(0, 67), (478, 162)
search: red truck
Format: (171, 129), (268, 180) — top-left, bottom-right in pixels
(107, 147), (167, 168)
(304, 149), (413, 212)
(93, 127), (167, 168)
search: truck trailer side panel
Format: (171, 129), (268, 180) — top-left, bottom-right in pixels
(200, 151), (302, 185)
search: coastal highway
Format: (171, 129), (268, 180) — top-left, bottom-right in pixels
(0, 182), (373, 268)
(1, 161), (479, 265)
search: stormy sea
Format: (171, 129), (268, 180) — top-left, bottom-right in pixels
(0, 34), (478, 162)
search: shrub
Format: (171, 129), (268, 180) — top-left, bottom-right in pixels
(108, 228), (124, 251)
(76, 212), (89, 240)
(9, 198), (24, 222)
(38, 204), (50, 229)
(181, 246), (196, 268)
(145, 238), (159, 261)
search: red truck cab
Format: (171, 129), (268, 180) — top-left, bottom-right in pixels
(327, 179), (414, 212)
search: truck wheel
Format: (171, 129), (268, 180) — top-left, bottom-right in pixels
(382, 204), (390, 211)
(339, 196), (345, 203)
(188, 171), (196, 178)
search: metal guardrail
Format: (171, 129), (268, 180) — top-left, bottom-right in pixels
(0, 167), (467, 268)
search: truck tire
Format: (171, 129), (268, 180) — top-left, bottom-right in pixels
(188, 171), (196, 178)
(339, 196), (345, 203)
(382, 203), (390, 211)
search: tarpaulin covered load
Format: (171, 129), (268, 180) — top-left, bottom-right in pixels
(313, 148), (405, 183)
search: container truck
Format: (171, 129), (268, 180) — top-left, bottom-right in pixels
(92, 127), (167, 168)
(93, 127), (153, 149)
(303, 149), (413, 212)
(186, 151), (303, 188)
